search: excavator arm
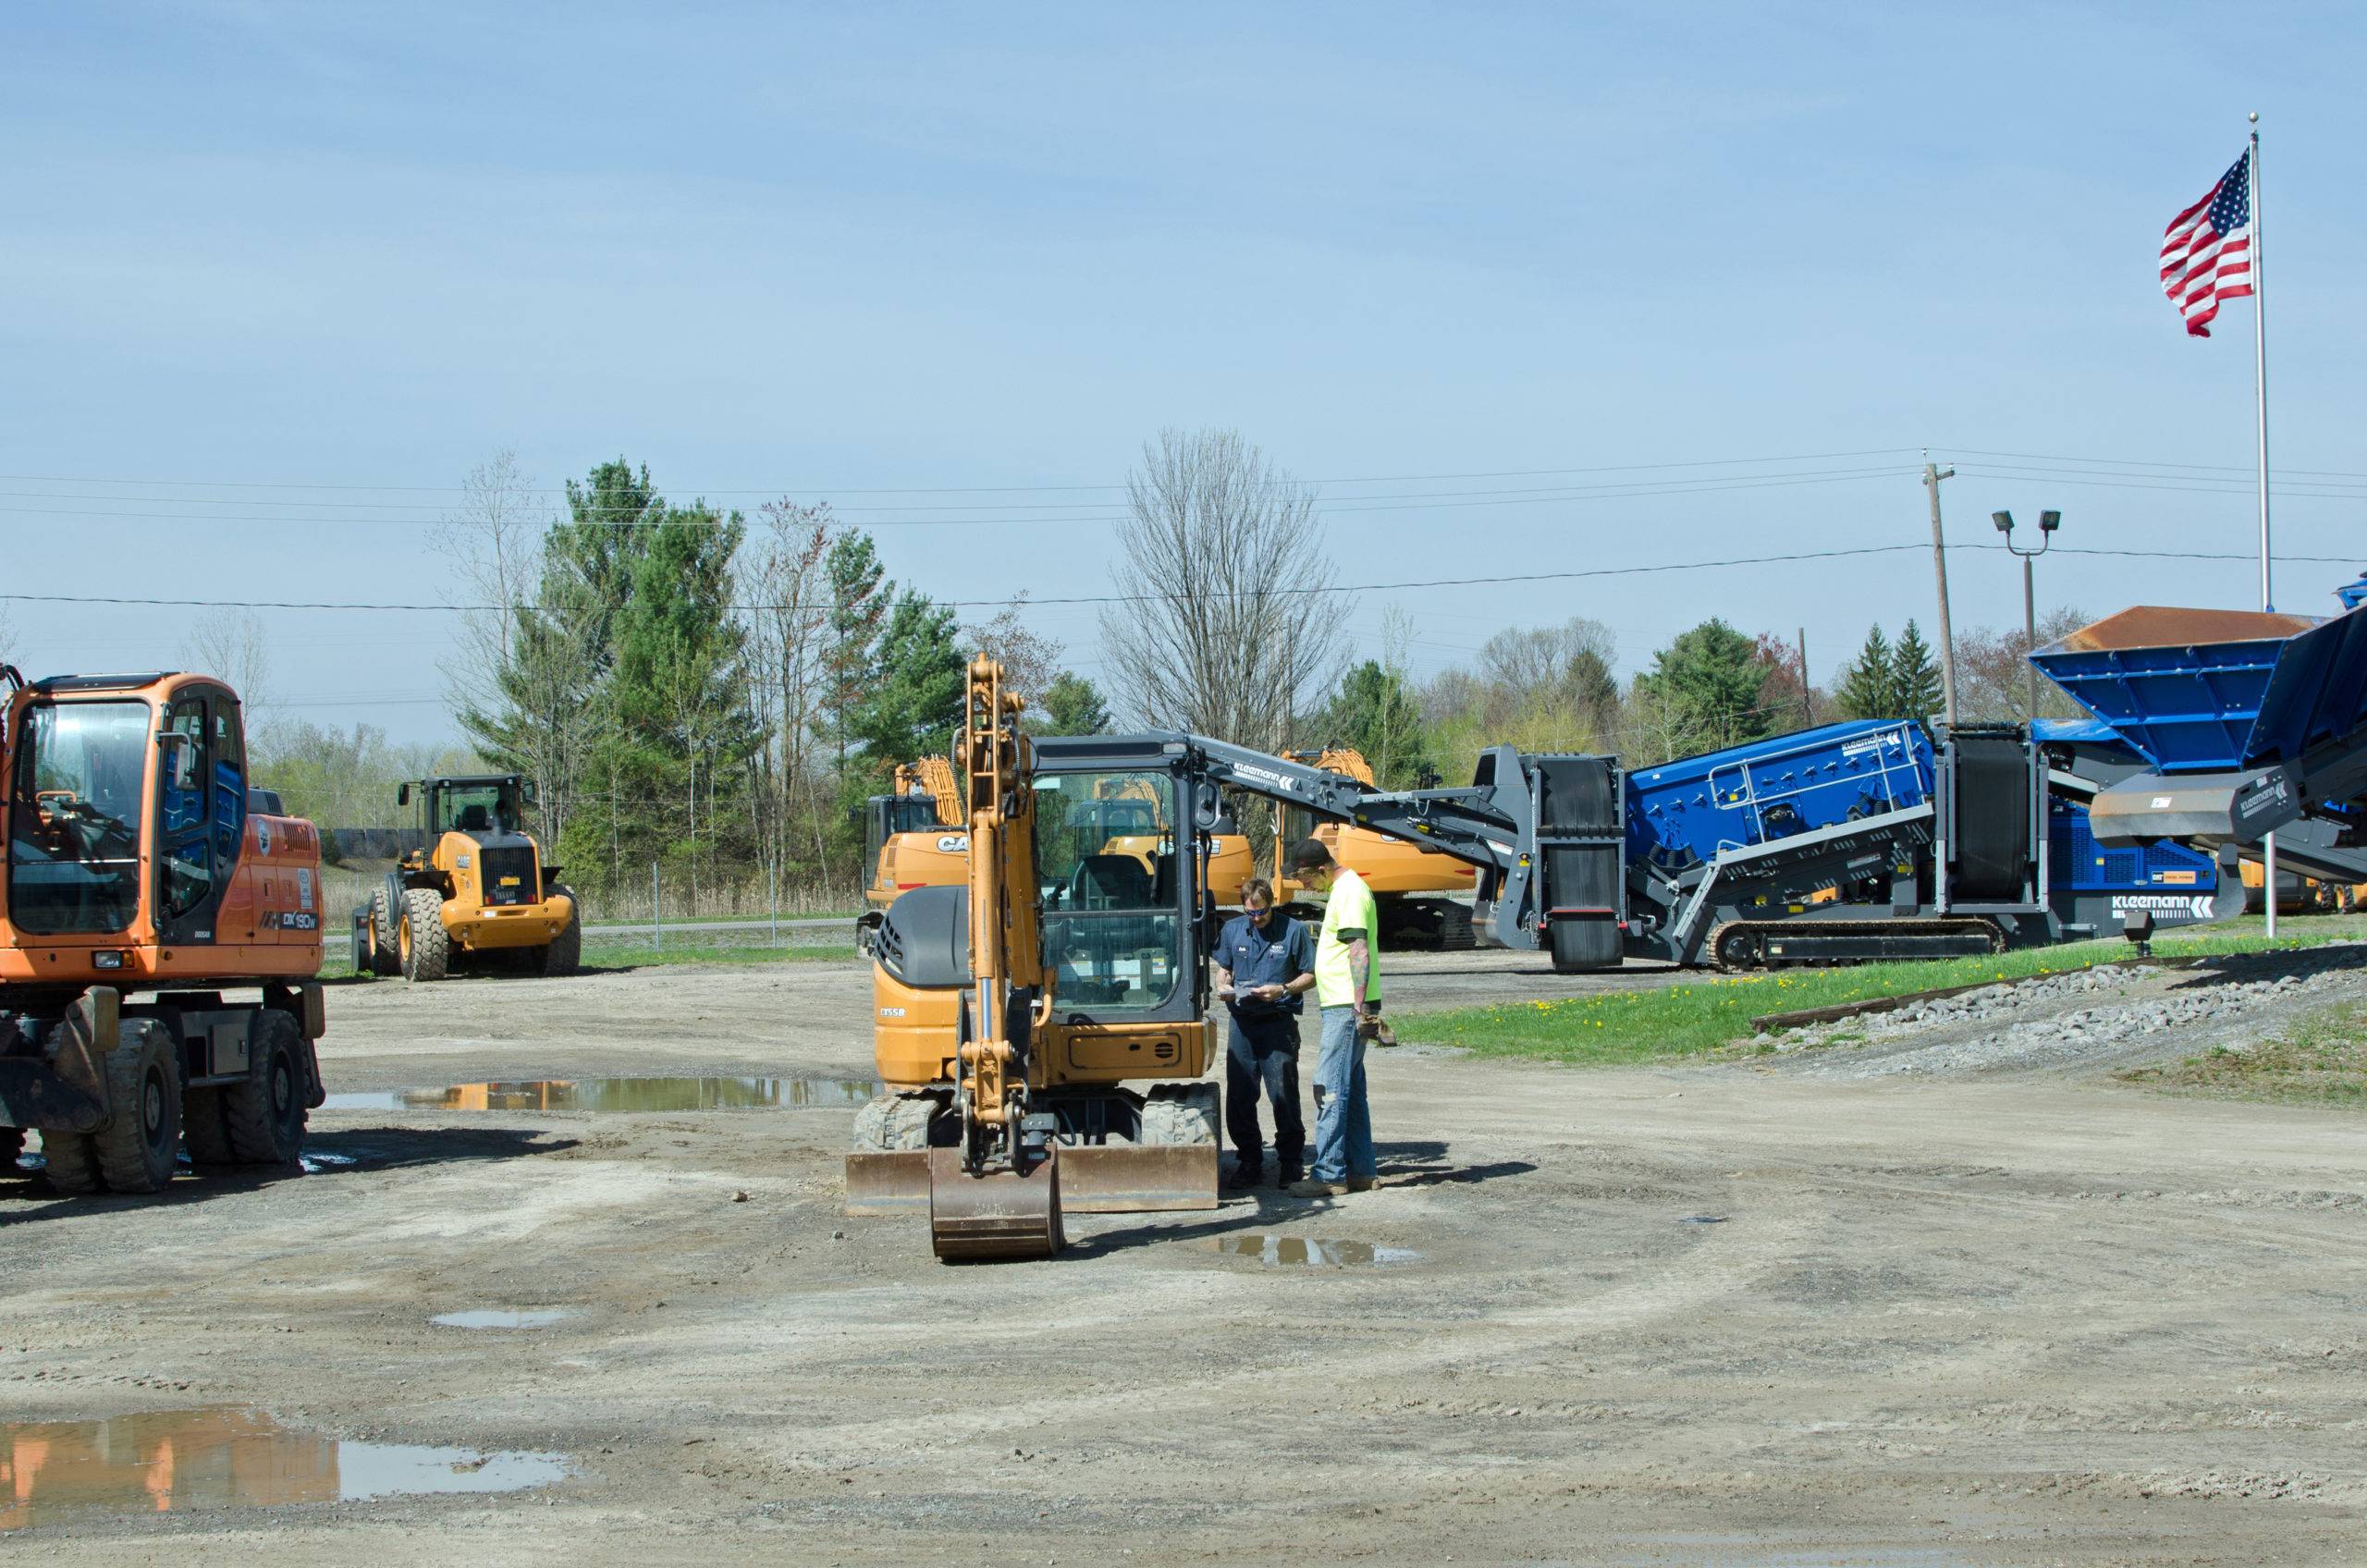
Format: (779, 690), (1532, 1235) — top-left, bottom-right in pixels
(1178, 737), (1591, 957)
(926, 660), (1066, 1261)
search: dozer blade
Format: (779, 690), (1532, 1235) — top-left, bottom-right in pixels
(928, 1146), (1064, 1262)
(843, 1151), (931, 1215)
(845, 1144), (1220, 1217)
(1058, 1144), (1219, 1213)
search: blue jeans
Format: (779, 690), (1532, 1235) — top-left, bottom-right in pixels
(1310, 1006), (1375, 1183)
(1223, 1012), (1305, 1173)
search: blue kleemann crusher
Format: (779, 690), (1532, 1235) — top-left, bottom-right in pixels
(2030, 572), (2367, 887)
(1600, 717), (2231, 969)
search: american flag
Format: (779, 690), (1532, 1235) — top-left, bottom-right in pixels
(2160, 149), (2252, 337)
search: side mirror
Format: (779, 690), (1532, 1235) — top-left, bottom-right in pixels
(521, 779), (539, 805)
(1191, 783), (1222, 833)
(397, 783), (411, 806)
(155, 731), (198, 790)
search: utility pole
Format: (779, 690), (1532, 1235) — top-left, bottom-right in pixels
(1923, 453), (1960, 728)
(1796, 627), (1812, 725)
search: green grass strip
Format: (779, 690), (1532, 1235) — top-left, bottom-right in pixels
(1396, 916), (2367, 1070)
(2116, 998), (2367, 1108)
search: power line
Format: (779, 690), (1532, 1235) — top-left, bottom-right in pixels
(0, 447), (1925, 496)
(0, 542), (1934, 616)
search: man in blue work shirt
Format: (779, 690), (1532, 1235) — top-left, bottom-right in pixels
(1211, 877), (1314, 1190)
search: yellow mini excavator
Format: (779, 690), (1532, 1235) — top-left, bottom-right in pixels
(846, 660), (1616, 1261)
(352, 774), (579, 981)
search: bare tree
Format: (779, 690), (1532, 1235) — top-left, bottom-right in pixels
(742, 500), (840, 882)
(435, 451), (604, 849)
(434, 450), (541, 718)
(1098, 428), (1343, 753)
(182, 607), (274, 740)
(967, 591), (1065, 709)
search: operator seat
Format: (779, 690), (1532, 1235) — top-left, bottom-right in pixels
(456, 804), (491, 834)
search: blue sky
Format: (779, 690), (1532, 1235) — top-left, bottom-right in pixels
(6, 3), (2361, 742)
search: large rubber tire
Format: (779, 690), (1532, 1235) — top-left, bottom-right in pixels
(539, 884), (583, 977)
(851, 1091), (953, 1152)
(368, 888), (401, 976)
(1138, 1083), (1220, 1145)
(182, 1085), (237, 1166)
(40, 1128), (104, 1194)
(92, 1021), (182, 1194)
(221, 1011), (309, 1168)
(399, 887), (450, 982)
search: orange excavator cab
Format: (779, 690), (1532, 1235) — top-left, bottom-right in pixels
(0, 668), (328, 1194)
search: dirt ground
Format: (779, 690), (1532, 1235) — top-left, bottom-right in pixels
(5, 946), (2364, 1566)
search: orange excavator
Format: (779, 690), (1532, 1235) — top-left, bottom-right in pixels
(1272, 748), (1479, 948)
(0, 669), (328, 1194)
(846, 663), (1613, 1260)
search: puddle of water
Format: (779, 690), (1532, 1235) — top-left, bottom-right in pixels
(1680, 1215), (1730, 1225)
(321, 1076), (881, 1114)
(1210, 1235), (1421, 1267)
(298, 1151), (362, 1173)
(432, 1309), (570, 1330)
(0, 1407), (567, 1529)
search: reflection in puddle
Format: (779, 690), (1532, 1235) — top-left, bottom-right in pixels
(1211, 1235), (1420, 1267)
(321, 1076), (882, 1113)
(432, 1309), (570, 1330)
(299, 1151), (362, 1174)
(0, 1407), (567, 1529)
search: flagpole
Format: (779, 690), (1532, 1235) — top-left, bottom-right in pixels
(2250, 112), (2271, 612)
(2250, 111), (2278, 938)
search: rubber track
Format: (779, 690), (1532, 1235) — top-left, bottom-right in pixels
(1706, 917), (2005, 973)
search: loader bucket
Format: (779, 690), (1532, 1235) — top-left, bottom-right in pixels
(843, 1143), (1219, 1219)
(928, 1146), (1064, 1262)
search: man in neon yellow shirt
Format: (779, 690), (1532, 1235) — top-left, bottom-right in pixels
(1284, 838), (1380, 1197)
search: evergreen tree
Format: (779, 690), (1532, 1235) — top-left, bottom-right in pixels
(597, 500), (757, 890)
(1039, 670), (1111, 735)
(1833, 625), (1896, 719)
(824, 533), (890, 767)
(1322, 659), (1435, 789)
(1891, 619), (1944, 719)
(1637, 619), (1772, 753)
(845, 591), (966, 768)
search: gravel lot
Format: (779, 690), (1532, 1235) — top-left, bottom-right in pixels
(4, 945), (2363, 1564)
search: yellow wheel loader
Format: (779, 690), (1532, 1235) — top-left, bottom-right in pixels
(845, 661), (1607, 1261)
(351, 775), (579, 982)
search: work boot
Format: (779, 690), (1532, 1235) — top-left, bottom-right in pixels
(1277, 1166), (1304, 1190)
(1288, 1177), (1349, 1198)
(1225, 1163), (1265, 1193)
(1348, 1175), (1380, 1193)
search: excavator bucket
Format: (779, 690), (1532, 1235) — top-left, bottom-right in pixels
(844, 1144), (1219, 1218)
(927, 1146), (1064, 1262)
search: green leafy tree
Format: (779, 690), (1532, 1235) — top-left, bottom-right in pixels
(1636, 619), (1772, 753)
(1891, 619), (1944, 719)
(1039, 670), (1111, 735)
(1833, 625), (1896, 719)
(845, 591), (966, 770)
(1322, 659), (1435, 789)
